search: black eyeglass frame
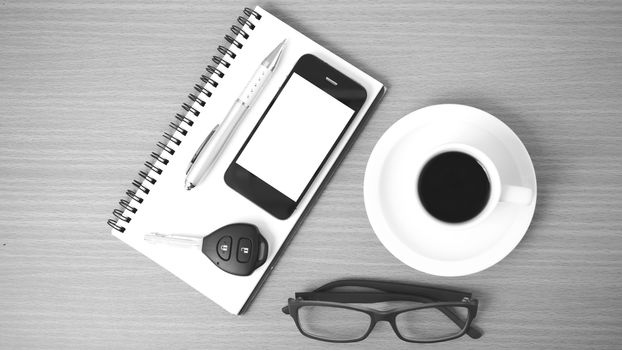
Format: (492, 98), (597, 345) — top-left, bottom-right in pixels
(282, 279), (482, 343)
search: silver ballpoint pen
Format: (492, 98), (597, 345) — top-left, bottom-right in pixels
(185, 39), (286, 190)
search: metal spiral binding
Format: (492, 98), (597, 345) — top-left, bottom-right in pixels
(218, 45), (236, 59)
(230, 25), (249, 40)
(107, 7), (260, 233)
(194, 84), (212, 98)
(175, 113), (194, 126)
(126, 190), (143, 203)
(212, 56), (230, 68)
(225, 34), (243, 49)
(201, 74), (219, 88)
(138, 170), (156, 185)
(205, 66), (225, 79)
(181, 103), (200, 116)
(188, 93), (206, 107)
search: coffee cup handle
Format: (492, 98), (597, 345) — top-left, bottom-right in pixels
(500, 185), (534, 205)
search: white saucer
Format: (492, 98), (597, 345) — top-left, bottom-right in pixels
(364, 104), (537, 276)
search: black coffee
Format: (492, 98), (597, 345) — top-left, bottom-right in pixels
(418, 151), (491, 223)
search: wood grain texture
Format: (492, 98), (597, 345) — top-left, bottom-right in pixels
(1, 0), (621, 349)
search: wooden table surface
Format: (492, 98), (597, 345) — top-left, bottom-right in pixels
(1, 1), (621, 349)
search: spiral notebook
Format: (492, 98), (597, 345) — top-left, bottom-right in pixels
(107, 6), (385, 315)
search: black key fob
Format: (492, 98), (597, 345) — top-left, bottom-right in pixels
(202, 223), (268, 276)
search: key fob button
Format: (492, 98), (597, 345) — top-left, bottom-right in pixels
(237, 238), (252, 263)
(202, 223), (268, 276)
(217, 236), (232, 261)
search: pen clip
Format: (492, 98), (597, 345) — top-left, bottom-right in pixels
(187, 124), (219, 174)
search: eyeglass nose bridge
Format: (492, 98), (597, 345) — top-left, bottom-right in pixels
(371, 310), (396, 323)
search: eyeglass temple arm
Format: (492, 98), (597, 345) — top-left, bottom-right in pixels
(314, 279), (471, 302)
(295, 291), (431, 303)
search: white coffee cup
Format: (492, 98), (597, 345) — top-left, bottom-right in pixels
(365, 104), (538, 276)
(414, 142), (534, 230)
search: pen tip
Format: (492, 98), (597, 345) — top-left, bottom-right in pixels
(185, 183), (195, 191)
(263, 39), (287, 70)
(276, 39), (287, 53)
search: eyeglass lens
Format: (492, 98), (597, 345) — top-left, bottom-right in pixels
(395, 305), (470, 341)
(297, 305), (371, 341)
(297, 304), (469, 342)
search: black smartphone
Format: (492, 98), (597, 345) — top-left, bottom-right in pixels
(225, 54), (368, 219)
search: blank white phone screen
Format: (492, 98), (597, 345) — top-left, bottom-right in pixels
(237, 73), (354, 201)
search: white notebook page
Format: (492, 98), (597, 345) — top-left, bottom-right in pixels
(112, 6), (384, 315)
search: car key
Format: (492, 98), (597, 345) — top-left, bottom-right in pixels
(144, 223), (268, 276)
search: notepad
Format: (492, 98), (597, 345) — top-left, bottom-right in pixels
(107, 6), (385, 315)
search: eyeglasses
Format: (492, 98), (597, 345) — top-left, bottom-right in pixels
(282, 279), (482, 343)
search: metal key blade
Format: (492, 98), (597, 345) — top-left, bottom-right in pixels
(144, 232), (203, 247)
